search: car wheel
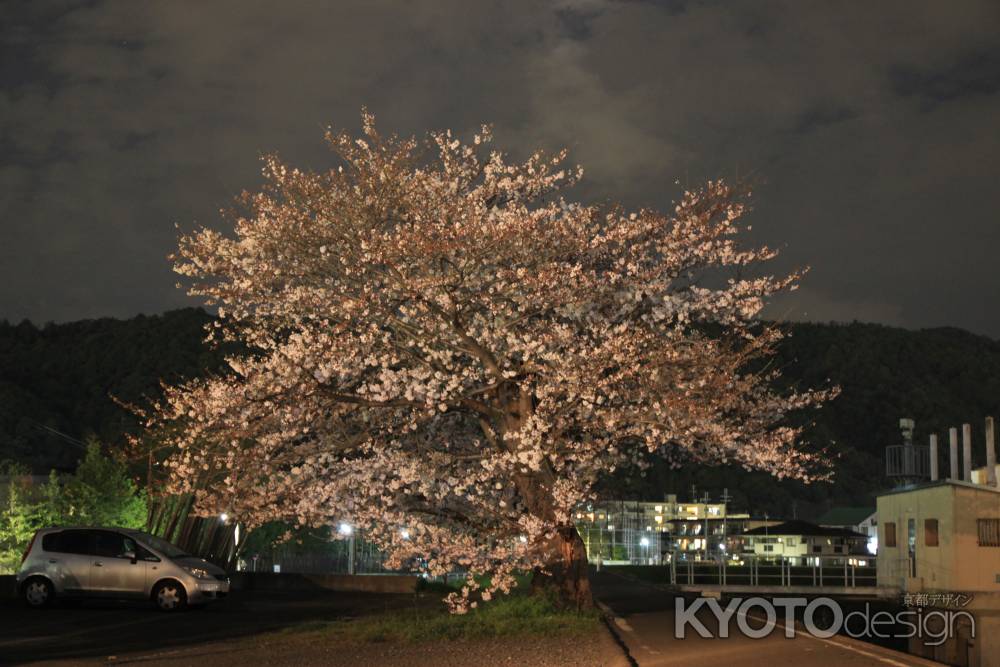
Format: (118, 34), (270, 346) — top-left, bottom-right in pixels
(22, 577), (54, 608)
(152, 580), (187, 612)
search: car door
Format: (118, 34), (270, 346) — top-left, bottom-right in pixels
(91, 531), (146, 597)
(41, 529), (94, 594)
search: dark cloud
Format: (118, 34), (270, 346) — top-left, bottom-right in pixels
(791, 105), (857, 134)
(1, 0), (1000, 336)
(555, 7), (605, 40)
(890, 49), (1000, 107)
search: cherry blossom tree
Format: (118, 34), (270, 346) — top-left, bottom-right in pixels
(146, 113), (833, 610)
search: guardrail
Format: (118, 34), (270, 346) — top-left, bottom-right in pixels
(667, 552), (877, 589)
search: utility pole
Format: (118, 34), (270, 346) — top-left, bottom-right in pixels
(701, 492), (711, 559)
(349, 532), (356, 575)
(720, 487), (732, 553)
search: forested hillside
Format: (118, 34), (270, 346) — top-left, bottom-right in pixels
(0, 309), (227, 471)
(2, 309), (999, 518)
(601, 322), (1000, 518)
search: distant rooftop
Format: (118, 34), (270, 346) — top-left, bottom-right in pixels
(742, 519), (867, 539)
(876, 478), (1000, 498)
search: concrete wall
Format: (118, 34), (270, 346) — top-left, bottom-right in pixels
(906, 602), (1000, 667)
(877, 484), (955, 591)
(953, 486), (1000, 591)
(877, 482), (1000, 593)
(229, 572), (419, 594)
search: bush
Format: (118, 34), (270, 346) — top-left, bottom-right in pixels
(0, 440), (146, 572)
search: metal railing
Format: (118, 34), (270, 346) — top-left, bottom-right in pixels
(667, 552), (877, 589)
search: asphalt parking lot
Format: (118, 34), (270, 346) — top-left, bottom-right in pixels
(0, 588), (427, 666)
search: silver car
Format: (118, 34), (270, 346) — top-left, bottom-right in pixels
(16, 527), (230, 611)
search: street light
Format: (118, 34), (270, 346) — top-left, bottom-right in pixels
(219, 512), (229, 523)
(400, 528), (410, 540)
(338, 522), (356, 575)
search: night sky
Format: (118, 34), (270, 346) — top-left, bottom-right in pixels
(3, 1), (999, 335)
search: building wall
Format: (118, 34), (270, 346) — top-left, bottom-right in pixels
(953, 486), (1000, 591)
(877, 484), (953, 591)
(856, 514), (877, 540)
(877, 483), (1000, 593)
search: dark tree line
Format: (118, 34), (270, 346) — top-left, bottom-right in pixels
(0, 309), (228, 472)
(600, 321), (1000, 518)
(3, 309), (1000, 520)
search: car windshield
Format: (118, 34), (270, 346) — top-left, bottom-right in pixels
(130, 532), (191, 559)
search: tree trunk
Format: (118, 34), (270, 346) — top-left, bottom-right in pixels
(502, 394), (592, 609)
(530, 524), (593, 609)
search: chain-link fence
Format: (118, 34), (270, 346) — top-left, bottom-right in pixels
(239, 532), (393, 575)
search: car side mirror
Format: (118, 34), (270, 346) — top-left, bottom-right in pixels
(124, 551), (137, 564)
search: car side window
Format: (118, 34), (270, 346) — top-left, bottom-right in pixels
(54, 530), (94, 555)
(136, 544), (160, 562)
(41, 533), (62, 552)
(94, 531), (133, 558)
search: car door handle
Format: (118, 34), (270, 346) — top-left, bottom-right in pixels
(93, 561), (103, 567)
(48, 559), (58, 563)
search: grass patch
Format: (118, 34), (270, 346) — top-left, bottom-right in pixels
(281, 591), (600, 644)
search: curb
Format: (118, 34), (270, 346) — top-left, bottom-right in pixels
(595, 599), (639, 667)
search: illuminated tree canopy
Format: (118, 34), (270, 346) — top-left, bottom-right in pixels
(146, 113), (832, 609)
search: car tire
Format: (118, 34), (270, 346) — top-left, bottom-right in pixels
(152, 580), (188, 612)
(22, 577), (54, 609)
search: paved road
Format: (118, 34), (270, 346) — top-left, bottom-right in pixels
(0, 589), (427, 665)
(590, 570), (940, 667)
(0, 574), (943, 666)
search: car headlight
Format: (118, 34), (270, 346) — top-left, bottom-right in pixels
(183, 565), (212, 580)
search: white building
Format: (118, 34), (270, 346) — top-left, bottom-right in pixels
(739, 519), (870, 566)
